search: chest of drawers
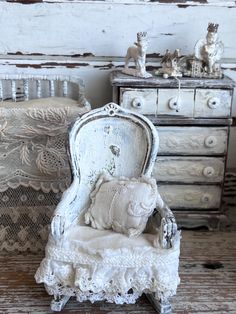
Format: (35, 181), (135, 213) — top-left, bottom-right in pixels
(111, 70), (235, 229)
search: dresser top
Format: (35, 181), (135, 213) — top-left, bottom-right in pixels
(110, 70), (235, 89)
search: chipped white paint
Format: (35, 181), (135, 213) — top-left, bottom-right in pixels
(41, 1), (236, 6)
(0, 74), (89, 103)
(0, 0), (235, 171)
(195, 89), (232, 117)
(157, 88), (194, 117)
(154, 157), (225, 183)
(0, 3), (236, 58)
(120, 88), (158, 114)
(35, 103), (180, 312)
(158, 184), (222, 209)
(157, 126), (228, 155)
(112, 71), (234, 229)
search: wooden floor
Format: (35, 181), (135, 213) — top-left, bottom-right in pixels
(1, 231), (236, 314)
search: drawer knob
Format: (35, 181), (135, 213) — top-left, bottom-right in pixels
(203, 166), (215, 177)
(132, 97), (144, 109)
(168, 97), (181, 111)
(204, 136), (217, 148)
(201, 193), (211, 203)
(208, 97), (220, 109)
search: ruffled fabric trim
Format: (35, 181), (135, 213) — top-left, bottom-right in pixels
(35, 256), (180, 302)
(35, 232), (180, 302)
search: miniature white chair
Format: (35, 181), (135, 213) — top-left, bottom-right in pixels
(35, 103), (180, 313)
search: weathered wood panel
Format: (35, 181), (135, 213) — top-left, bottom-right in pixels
(195, 89), (232, 118)
(120, 87), (158, 114)
(6, 1), (236, 5)
(157, 88), (195, 117)
(157, 126), (228, 155)
(154, 156), (225, 183)
(158, 184), (222, 209)
(111, 70), (236, 89)
(0, 2), (236, 58)
(0, 231), (236, 313)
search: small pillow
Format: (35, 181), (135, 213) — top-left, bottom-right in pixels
(85, 173), (158, 238)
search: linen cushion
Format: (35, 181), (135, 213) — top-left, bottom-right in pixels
(85, 174), (158, 237)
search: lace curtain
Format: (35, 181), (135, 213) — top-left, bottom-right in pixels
(0, 98), (88, 251)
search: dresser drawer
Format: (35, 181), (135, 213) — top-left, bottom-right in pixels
(157, 126), (228, 155)
(157, 88), (194, 117)
(158, 184), (221, 209)
(195, 89), (232, 118)
(154, 157), (224, 183)
(120, 88), (157, 114)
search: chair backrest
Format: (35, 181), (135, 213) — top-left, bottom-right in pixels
(68, 103), (159, 211)
(0, 74), (89, 107)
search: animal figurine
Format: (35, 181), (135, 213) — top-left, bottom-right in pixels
(122, 32), (152, 78)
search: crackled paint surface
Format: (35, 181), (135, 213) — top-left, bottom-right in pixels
(0, 0), (236, 167)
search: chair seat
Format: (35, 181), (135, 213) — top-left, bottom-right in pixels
(60, 225), (158, 259)
(35, 225), (180, 303)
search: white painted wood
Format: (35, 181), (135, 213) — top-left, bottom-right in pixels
(0, 3), (236, 58)
(36, 80), (42, 98)
(0, 56), (235, 116)
(49, 80), (55, 97)
(157, 126), (228, 155)
(0, 80), (3, 101)
(227, 127), (236, 169)
(157, 88), (194, 117)
(195, 89), (232, 118)
(112, 70), (234, 228)
(154, 157), (225, 183)
(158, 184), (222, 209)
(63, 81), (68, 97)
(11, 80), (16, 102)
(0, 74), (89, 104)
(120, 88), (158, 114)
(0, 64), (235, 167)
(51, 104), (160, 232)
(39, 1), (236, 6)
(35, 103), (180, 311)
(23, 79), (29, 101)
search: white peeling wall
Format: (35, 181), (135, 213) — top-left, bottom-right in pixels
(0, 1), (236, 57)
(0, 0), (236, 168)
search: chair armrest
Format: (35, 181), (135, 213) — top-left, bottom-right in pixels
(156, 193), (178, 249)
(51, 177), (81, 240)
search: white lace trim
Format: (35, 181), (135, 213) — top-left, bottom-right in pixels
(36, 248), (180, 302)
(46, 240), (180, 269)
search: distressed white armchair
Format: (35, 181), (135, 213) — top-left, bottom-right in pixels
(35, 103), (180, 313)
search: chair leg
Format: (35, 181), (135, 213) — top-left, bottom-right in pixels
(51, 295), (70, 312)
(146, 293), (172, 314)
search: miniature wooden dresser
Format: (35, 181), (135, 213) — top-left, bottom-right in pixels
(111, 70), (235, 229)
